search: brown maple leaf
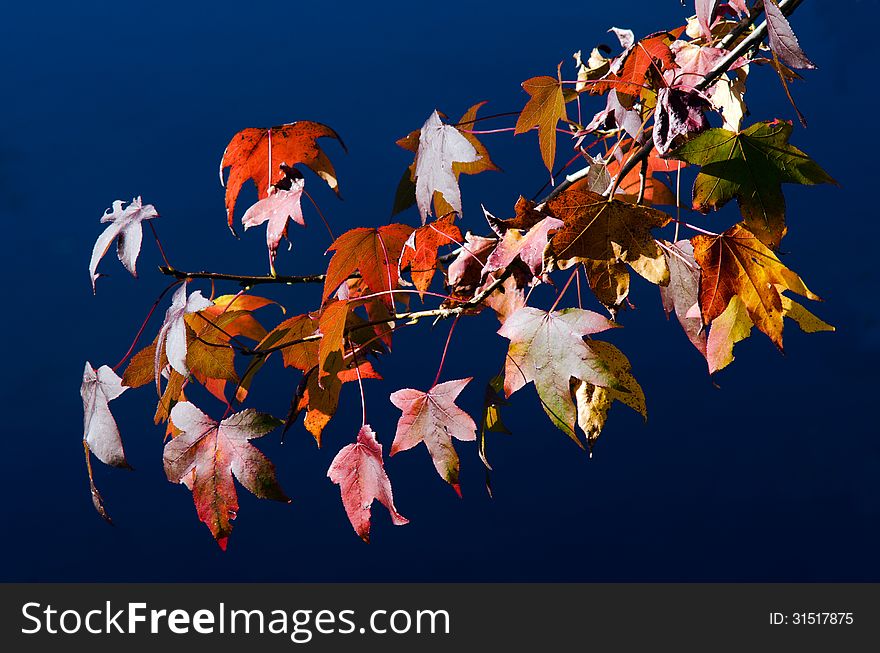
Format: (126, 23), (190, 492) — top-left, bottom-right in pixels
(545, 189), (671, 284)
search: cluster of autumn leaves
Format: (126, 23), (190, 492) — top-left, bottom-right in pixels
(82, 0), (835, 547)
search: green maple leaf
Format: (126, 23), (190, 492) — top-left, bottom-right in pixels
(670, 120), (836, 248)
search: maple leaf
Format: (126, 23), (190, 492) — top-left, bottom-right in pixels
(165, 402), (288, 549)
(394, 103), (498, 219)
(669, 41), (747, 88)
(590, 31), (679, 97)
(498, 307), (625, 444)
(450, 102), (501, 177)
(583, 258), (630, 314)
(199, 294), (275, 342)
(220, 121), (344, 231)
(389, 378), (477, 495)
(484, 215), (563, 278)
(317, 300), (349, 386)
(399, 213), (463, 297)
(241, 171), (305, 275)
(185, 311), (243, 391)
(154, 282), (213, 388)
(670, 120), (836, 248)
(581, 90), (644, 144)
(294, 361), (382, 444)
(414, 111), (480, 222)
(484, 274), (527, 323)
(573, 340), (646, 450)
(322, 224), (415, 308)
(514, 76), (567, 172)
(708, 72), (748, 132)
(446, 233), (497, 290)
(327, 424), (409, 542)
(764, 0), (815, 70)
(578, 151), (682, 206)
(707, 291), (835, 374)
(255, 313), (320, 372)
(545, 189), (671, 284)
(659, 240), (707, 357)
(705, 294), (753, 374)
(695, 0), (720, 40)
(89, 197), (158, 292)
(692, 223), (820, 349)
(81, 362), (129, 468)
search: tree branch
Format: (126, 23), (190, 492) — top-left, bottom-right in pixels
(159, 265), (326, 287)
(250, 270), (512, 357)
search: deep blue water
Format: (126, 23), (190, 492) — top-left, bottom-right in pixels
(2, 0), (878, 581)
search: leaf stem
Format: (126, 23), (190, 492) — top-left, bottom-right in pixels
(112, 280), (181, 372)
(148, 221), (172, 269)
(549, 267), (579, 312)
(432, 314), (460, 388)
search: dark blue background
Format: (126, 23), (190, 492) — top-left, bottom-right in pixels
(2, 0), (877, 581)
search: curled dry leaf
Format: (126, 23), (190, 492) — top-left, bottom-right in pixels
(653, 87), (710, 155)
(154, 282), (213, 389)
(89, 197), (158, 292)
(81, 362), (129, 468)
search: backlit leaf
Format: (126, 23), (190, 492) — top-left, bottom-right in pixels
(328, 424), (409, 542)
